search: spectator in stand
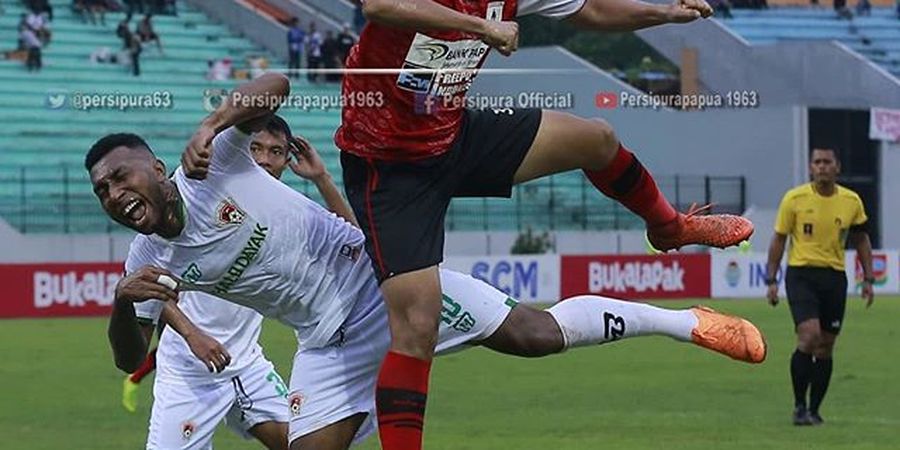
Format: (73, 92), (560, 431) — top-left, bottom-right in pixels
(27, 0), (53, 21)
(205, 57), (233, 81)
(353, 2), (365, 33)
(336, 23), (356, 67)
(72, 0), (88, 23)
(85, 0), (107, 26)
(20, 23), (42, 72)
(25, 8), (51, 46)
(116, 13), (132, 47)
(123, 0), (145, 16)
(126, 24), (141, 76)
(305, 22), (323, 84)
(856, 0), (871, 16)
(137, 14), (163, 54)
(834, 0), (853, 19)
(322, 30), (340, 83)
(286, 17), (305, 80)
(711, 0), (733, 19)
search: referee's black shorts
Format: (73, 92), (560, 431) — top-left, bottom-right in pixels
(341, 108), (543, 283)
(785, 266), (849, 334)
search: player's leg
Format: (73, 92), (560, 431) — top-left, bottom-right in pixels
(341, 152), (457, 450)
(223, 358), (291, 450)
(511, 110), (753, 250)
(287, 289), (392, 450)
(146, 376), (233, 449)
(123, 346), (157, 413)
(483, 296), (764, 362)
(785, 267), (821, 425)
(434, 270), (763, 363)
(807, 270), (848, 425)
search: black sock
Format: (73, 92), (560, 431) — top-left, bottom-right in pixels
(809, 357), (833, 414)
(790, 349), (813, 409)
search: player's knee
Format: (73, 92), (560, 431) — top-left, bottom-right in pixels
(389, 309), (440, 355)
(506, 310), (564, 357)
(588, 118), (619, 158)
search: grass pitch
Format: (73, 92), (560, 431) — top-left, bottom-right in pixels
(1, 298), (898, 449)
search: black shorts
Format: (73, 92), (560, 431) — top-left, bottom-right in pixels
(341, 108), (543, 282)
(785, 266), (848, 334)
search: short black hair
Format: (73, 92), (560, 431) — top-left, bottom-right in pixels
(810, 147), (840, 161)
(262, 115), (293, 143)
(85, 133), (154, 171)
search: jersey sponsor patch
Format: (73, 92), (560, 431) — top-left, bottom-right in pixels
(396, 33), (489, 97)
(216, 197), (246, 227)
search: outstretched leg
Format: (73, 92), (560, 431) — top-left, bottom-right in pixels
(481, 296), (766, 363)
(513, 110), (754, 251)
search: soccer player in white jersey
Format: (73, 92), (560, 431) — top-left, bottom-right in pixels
(90, 73), (766, 450)
(108, 115), (344, 450)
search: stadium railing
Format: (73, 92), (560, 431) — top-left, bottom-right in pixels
(0, 164), (746, 234)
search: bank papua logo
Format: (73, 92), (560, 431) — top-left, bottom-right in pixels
(181, 421), (196, 440)
(856, 253), (888, 286)
(724, 260), (741, 288)
(216, 198), (246, 227)
(288, 393), (304, 416)
(415, 42), (450, 62)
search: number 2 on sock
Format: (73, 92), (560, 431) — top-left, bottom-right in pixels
(603, 312), (626, 341)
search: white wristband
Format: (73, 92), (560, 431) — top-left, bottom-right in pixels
(156, 274), (178, 290)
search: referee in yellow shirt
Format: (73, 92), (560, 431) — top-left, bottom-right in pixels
(765, 147), (874, 426)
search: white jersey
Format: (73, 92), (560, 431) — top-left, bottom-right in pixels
(126, 126), (376, 350)
(131, 288), (265, 383)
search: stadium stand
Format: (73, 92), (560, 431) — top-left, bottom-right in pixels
(0, 0), (745, 235)
(0, 0), (343, 233)
(724, 7), (900, 77)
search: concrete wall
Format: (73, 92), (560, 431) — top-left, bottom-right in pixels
(882, 142), (900, 249)
(186, 0), (290, 60)
(637, 20), (900, 109)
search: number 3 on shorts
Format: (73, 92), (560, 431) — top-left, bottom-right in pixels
(266, 371), (289, 398)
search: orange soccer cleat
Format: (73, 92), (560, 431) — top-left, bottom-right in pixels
(646, 203), (754, 252)
(690, 306), (766, 364)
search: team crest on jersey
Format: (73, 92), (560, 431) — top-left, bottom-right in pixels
(486, 2), (504, 21)
(216, 198), (246, 227)
(289, 393), (304, 416)
(181, 421), (196, 440)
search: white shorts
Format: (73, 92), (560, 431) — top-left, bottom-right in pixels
(147, 356), (290, 450)
(287, 270), (516, 445)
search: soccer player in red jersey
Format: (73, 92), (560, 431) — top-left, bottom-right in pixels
(349, 1), (752, 448)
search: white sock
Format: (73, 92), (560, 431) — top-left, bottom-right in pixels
(546, 295), (698, 350)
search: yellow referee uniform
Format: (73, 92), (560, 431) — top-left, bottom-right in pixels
(775, 183), (868, 271)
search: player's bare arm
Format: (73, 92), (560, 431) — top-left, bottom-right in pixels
(567, 0), (713, 32)
(362, 0), (519, 55)
(765, 232), (787, 306)
(160, 301), (233, 372)
(183, 72), (291, 180)
(851, 228), (875, 307)
(289, 135), (359, 227)
(109, 266), (178, 372)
